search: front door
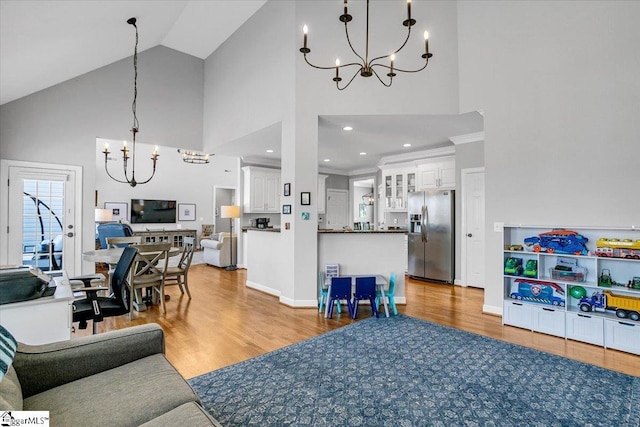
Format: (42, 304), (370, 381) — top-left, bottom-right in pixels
(2, 161), (81, 274)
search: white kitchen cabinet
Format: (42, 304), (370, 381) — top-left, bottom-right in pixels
(380, 167), (416, 212)
(502, 225), (640, 355)
(242, 166), (280, 213)
(417, 157), (455, 190)
(318, 175), (328, 214)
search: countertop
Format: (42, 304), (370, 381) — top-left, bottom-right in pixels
(318, 229), (407, 234)
(241, 227), (406, 234)
(243, 226), (281, 233)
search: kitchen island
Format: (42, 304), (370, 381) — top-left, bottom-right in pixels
(244, 227), (407, 307)
(318, 230), (407, 306)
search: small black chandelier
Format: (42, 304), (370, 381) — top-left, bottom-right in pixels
(102, 17), (158, 187)
(178, 149), (213, 164)
(300, 0), (432, 90)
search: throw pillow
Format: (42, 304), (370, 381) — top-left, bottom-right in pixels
(0, 324), (18, 382)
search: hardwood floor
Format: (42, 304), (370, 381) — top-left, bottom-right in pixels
(76, 264), (640, 379)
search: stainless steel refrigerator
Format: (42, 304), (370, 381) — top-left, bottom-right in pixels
(407, 190), (455, 283)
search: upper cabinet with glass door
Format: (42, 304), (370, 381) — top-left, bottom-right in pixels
(381, 167), (417, 212)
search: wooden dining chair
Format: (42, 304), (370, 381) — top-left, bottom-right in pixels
(352, 276), (378, 319)
(106, 236), (142, 248)
(164, 237), (195, 299)
(129, 243), (171, 318)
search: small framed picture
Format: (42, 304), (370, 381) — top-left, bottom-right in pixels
(301, 192), (311, 205)
(104, 202), (128, 222)
(284, 183), (291, 197)
(282, 204), (291, 214)
(178, 203), (196, 221)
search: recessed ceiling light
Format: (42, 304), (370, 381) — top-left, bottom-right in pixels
(403, 143), (412, 147)
(323, 159), (331, 162)
(359, 152), (367, 155)
(343, 126), (353, 131)
(266, 149), (274, 153)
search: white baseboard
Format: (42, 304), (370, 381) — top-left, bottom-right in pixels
(483, 304), (502, 316)
(245, 280), (280, 297)
(279, 296), (318, 308)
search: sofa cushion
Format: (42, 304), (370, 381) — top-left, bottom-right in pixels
(24, 354), (199, 426)
(0, 324), (18, 381)
(138, 402), (222, 427)
(0, 366), (23, 410)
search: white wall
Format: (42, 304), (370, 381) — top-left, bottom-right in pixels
(1, 46), (206, 271)
(203, 1), (461, 306)
(95, 140), (238, 239)
(457, 1), (640, 312)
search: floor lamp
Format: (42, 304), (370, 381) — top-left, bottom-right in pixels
(220, 205), (240, 271)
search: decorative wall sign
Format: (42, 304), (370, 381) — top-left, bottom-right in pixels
(284, 183), (291, 197)
(104, 202), (128, 222)
(178, 203), (196, 221)
(301, 192), (311, 205)
(301, 212), (310, 220)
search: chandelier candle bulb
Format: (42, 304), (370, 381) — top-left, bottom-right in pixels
(424, 31), (429, 54)
(407, 0), (411, 21)
(303, 25), (308, 50)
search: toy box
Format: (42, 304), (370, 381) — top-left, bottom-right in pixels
(549, 257), (587, 282)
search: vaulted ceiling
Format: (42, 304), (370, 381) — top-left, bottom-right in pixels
(0, 0), (266, 105)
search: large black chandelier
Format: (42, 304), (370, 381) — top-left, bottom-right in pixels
(299, 0), (432, 90)
(102, 17), (158, 187)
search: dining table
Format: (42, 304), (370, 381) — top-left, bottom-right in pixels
(82, 245), (181, 311)
(323, 274), (389, 318)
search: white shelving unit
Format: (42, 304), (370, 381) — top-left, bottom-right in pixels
(502, 225), (640, 355)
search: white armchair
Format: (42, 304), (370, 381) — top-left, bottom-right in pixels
(200, 232), (237, 268)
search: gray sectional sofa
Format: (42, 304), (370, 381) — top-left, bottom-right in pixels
(0, 323), (220, 426)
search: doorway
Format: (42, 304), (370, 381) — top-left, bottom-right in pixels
(349, 177), (376, 230)
(213, 187), (237, 234)
(461, 167), (485, 289)
(1, 160), (83, 275)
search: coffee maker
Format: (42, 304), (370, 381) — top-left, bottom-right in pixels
(251, 218), (270, 229)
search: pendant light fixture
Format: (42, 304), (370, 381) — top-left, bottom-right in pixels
(300, 0), (433, 90)
(102, 17), (158, 187)
(177, 149), (214, 164)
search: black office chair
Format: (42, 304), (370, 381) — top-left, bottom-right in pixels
(72, 246), (138, 334)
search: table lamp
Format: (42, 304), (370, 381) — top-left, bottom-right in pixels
(220, 205), (240, 270)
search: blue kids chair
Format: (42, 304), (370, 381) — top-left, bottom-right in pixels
(376, 272), (398, 315)
(327, 277), (353, 318)
(352, 276), (378, 319)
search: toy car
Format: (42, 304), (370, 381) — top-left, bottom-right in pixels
(523, 260), (538, 278)
(504, 257), (523, 276)
(523, 229), (589, 255)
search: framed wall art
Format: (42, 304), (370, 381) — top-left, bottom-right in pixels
(178, 203), (196, 221)
(301, 192), (311, 205)
(284, 183), (291, 197)
(283, 204), (291, 214)
(104, 202), (128, 222)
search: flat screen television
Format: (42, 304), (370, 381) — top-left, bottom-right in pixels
(130, 199), (176, 224)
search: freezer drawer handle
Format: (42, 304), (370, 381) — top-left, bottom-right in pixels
(618, 321), (635, 327)
(577, 314), (592, 319)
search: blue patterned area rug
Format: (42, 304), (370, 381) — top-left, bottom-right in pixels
(189, 315), (639, 427)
